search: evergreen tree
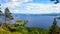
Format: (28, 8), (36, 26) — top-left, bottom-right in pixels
(0, 4), (3, 26)
(0, 4), (2, 16)
(50, 0), (59, 4)
(5, 7), (14, 22)
(49, 18), (59, 34)
(0, 10), (2, 26)
(0, 9), (2, 16)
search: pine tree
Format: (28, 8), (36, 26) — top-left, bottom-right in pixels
(5, 7), (14, 22)
(0, 4), (2, 16)
(0, 4), (3, 26)
(49, 18), (59, 34)
(0, 9), (3, 26)
(50, 0), (59, 4)
(0, 9), (2, 16)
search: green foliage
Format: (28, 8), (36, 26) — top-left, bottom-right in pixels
(0, 5), (3, 16)
(15, 20), (28, 26)
(0, 10), (3, 16)
(0, 27), (11, 34)
(11, 32), (22, 34)
(3, 22), (16, 32)
(16, 26), (29, 34)
(49, 18), (59, 34)
(2, 26), (9, 31)
(0, 22), (2, 26)
(26, 27), (49, 34)
(0, 27), (22, 34)
(3, 22), (10, 27)
(5, 7), (14, 20)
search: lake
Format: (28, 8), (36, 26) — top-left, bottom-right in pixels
(13, 14), (60, 29)
(0, 14), (60, 29)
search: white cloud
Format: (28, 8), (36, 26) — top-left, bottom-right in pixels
(2, 0), (32, 8)
(18, 3), (60, 14)
(3, 2), (20, 8)
(10, 3), (60, 14)
(2, 0), (60, 14)
(12, 0), (32, 2)
(11, 10), (20, 13)
(12, 0), (18, 1)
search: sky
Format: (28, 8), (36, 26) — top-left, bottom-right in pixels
(0, 0), (60, 14)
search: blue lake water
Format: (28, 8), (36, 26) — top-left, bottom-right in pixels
(0, 14), (60, 29)
(13, 14), (60, 29)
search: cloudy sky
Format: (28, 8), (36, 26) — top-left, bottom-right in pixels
(0, 0), (60, 14)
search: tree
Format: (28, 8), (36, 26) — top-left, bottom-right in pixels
(5, 7), (14, 22)
(14, 20), (28, 27)
(50, 0), (59, 4)
(0, 10), (2, 16)
(0, 4), (3, 17)
(49, 18), (59, 34)
(0, 4), (1, 9)
(0, 4), (3, 26)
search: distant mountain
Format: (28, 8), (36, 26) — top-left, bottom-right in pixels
(39, 13), (60, 16)
(13, 13), (60, 16)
